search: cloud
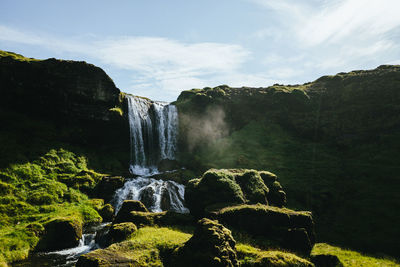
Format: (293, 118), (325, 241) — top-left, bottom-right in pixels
(0, 25), (252, 101)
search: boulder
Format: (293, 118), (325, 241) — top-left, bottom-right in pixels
(99, 204), (114, 222)
(311, 254), (343, 267)
(171, 218), (239, 267)
(185, 169), (285, 217)
(209, 204), (315, 255)
(139, 186), (156, 209)
(113, 200), (148, 223)
(107, 222), (137, 244)
(35, 218), (82, 251)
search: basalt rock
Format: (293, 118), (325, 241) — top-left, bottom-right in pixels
(35, 218), (82, 251)
(170, 218), (239, 267)
(209, 204), (315, 255)
(113, 200), (148, 224)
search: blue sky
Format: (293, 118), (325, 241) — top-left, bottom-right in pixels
(1, 0), (400, 102)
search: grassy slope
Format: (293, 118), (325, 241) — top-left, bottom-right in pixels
(0, 149), (103, 263)
(175, 67), (400, 257)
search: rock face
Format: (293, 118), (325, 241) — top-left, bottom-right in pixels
(35, 218), (82, 251)
(0, 51), (130, 174)
(171, 218), (239, 267)
(185, 169), (285, 217)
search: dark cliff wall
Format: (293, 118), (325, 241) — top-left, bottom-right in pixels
(0, 51), (130, 174)
(174, 65), (400, 257)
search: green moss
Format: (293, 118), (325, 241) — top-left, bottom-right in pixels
(237, 244), (313, 267)
(109, 107), (123, 116)
(312, 243), (400, 267)
(0, 149), (104, 263)
(77, 227), (191, 266)
(0, 50), (40, 62)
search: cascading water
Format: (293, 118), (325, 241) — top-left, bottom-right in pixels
(126, 96), (178, 176)
(113, 95), (188, 213)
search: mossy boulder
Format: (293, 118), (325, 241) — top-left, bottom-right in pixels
(113, 200), (148, 223)
(107, 222), (137, 244)
(99, 204), (114, 222)
(210, 204), (315, 255)
(171, 218), (239, 267)
(185, 169), (285, 217)
(113, 210), (194, 228)
(35, 218), (82, 251)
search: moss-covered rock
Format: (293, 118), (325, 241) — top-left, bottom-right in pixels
(94, 176), (125, 202)
(99, 204), (114, 222)
(171, 218), (239, 267)
(107, 222), (137, 245)
(310, 254), (343, 267)
(185, 169), (285, 217)
(34, 218), (82, 251)
(113, 200), (148, 224)
(210, 204), (315, 255)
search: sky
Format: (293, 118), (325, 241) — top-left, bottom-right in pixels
(1, 0), (400, 102)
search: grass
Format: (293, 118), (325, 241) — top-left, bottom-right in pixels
(0, 149), (103, 263)
(312, 243), (400, 267)
(0, 50), (41, 62)
(81, 227), (192, 266)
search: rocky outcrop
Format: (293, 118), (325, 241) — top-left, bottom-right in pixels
(34, 218), (82, 251)
(0, 50), (130, 174)
(170, 218), (239, 267)
(209, 204), (315, 255)
(185, 169), (286, 217)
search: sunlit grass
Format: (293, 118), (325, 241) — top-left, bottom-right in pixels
(312, 243), (400, 267)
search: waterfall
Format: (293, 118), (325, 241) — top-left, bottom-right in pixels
(116, 95), (188, 214)
(126, 95), (178, 175)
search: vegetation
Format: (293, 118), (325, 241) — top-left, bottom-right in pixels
(311, 243), (400, 267)
(0, 51), (40, 62)
(175, 66), (400, 257)
(0, 149), (103, 263)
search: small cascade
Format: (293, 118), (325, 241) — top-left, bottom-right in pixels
(112, 177), (189, 214)
(126, 95), (178, 175)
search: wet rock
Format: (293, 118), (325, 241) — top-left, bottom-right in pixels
(160, 186), (171, 211)
(158, 159), (180, 172)
(113, 200), (148, 224)
(35, 218), (82, 251)
(139, 186), (156, 209)
(95, 176), (125, 202)
(171, 218), (239, 267)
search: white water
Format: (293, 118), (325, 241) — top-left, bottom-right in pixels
(126, 95), (178, 174)
(115, 96), (188, 214)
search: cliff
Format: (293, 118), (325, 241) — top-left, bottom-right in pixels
(175, 65), (400, 257)
(0, 50), (130, 173)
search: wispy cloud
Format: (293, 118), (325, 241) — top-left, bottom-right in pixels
(0, 25), (255, 101)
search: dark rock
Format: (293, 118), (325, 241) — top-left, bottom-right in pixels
(158, 159), (180, 172)
(95, 176), (125, 203)
(284, 228), (312, 255)
(35, 218), (82, 251)
(210, 204), (315, 255)
(76, 249), (132, 267)
(99, 204), (114, 222)
(107, 222), (137, 244)
(311, 254), (343, 267)
(170, 218), (239, 267)
(160, 186), (171, 211)
(113, 200), (148, 224)
(116, 211), (160, 227)
(139, 186), (156, 209)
